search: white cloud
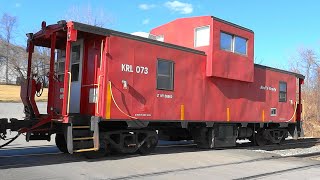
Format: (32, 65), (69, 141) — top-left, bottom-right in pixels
(142, 18), (150, 25)
(164, 1), (193, 14)
(138, 4), (156, 10)
(15, 3), (21, 7)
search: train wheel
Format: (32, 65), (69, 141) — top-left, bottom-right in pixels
(277, 136), (286, 145)
(138, 135), (158, 155)
(55, 134), (68, 153)
(255, 130), (268, 146)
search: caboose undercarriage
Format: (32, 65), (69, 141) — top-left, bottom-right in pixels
(1, 115), (301, 157)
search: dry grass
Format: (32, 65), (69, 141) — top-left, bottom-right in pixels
(0, 84), (48, 102)
(303, 119), (320, 137)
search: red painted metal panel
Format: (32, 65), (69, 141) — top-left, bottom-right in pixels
(53, 82), (63, 114)
(151, 16), (254, 82)
(35, 19), (301, 126)
(99, 34), (297, 124)
(79, 37), (106, 116)
(204, 68), (296, 123)
(211, 19), (254, 82)
(47, 33), (56, 116)
(105, 36), (206, 121)
(151, 16), (213, 78)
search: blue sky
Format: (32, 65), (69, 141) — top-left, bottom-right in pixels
(0, 0), (319, 69)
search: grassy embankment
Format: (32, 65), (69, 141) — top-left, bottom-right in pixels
(0, 84), (48, 102)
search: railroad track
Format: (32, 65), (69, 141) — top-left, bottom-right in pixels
(107, 147), (320, 180)
(0, 138), (319, 179)
(244, 138), (320, 151)
(234, 163), (320, 180)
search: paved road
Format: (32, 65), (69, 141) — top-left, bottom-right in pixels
(1, 135), (320, 180)
(1, 103), (320, 179)
(0, 102), (47, 119)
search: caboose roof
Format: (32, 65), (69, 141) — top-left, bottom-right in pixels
(30, 20), (304, 80)
(211, 16), (254, 33)
(255, 64), (305, 79)
(151, 15), (254, 34)
(72, 22), (206, 56)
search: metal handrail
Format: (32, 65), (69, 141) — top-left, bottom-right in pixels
(96, 75), (102, 114)
(67, 72), (72, 114)
(96, 39), (104, 115)
(82, 84), (99, 87)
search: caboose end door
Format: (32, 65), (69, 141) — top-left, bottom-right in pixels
(69, 40), (83, 113)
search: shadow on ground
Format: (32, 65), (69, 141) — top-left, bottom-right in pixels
(0, 138), (319, 170)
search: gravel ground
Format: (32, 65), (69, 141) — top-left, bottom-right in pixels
(254, 144), (320, 157)
(0, 102), (47, 119)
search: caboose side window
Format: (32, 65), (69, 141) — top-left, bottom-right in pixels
(194, 25), (210, 47)
(279, 82), (287, 102)
(234, 36), (247, 55)
(157, 59), (174, 90)
(220, 32), (247, 55)
(220, 32), (233, 51)
(71, 45), (81, 82)
(55, 49), (66, 82)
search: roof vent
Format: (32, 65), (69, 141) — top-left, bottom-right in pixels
(131, 32), (164, 42)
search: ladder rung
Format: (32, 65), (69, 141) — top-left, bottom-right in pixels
(73, 137), (94, 141)
(51, 119), (63, 122)
(73, 126), (90, 129)
(74, 148), (98, 153)
(127, 144), (137, 147)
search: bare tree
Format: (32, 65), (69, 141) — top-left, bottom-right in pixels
(294, 48), (318, 88)
(0, 13), (17, 84)
(63, 4), (113, 27)
(289, 47), (320, 137)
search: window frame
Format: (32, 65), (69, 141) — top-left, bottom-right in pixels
(220, 32), (233, 52)
(71, 44), (81, 82)
(234, 36), (248, 55)
(270, 108), (277, 116)
(220, 31), (248, 56)
(156, 59), (174, 91)
(55, 49), (66, 82)
(279, 81), (287, 102)
(194, 25), (211, 47)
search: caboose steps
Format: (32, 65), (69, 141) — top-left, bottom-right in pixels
(73, 137), (94, 141)
(64, 116), (100, 154)
(72, 126), (90, 129)
(73, 148), (99, 153)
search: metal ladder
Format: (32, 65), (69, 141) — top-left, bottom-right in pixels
(67, 117), (100, 153)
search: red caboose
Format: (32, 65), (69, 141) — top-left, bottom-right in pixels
(0, 16), (304, 156)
